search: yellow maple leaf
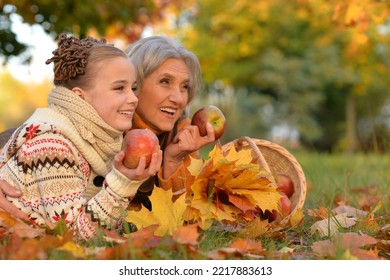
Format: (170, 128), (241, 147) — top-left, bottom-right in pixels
(225, 145), (253, 165)
(208, 143), (225, 161)
(187, 156), (204, 177)
(289, 208), (304, 227)
(232, 189), (281, 212)
(126, 187), (187, 236)
(185, 143), (281, 228)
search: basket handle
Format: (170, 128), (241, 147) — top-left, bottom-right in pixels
(234, 137), (277, 186)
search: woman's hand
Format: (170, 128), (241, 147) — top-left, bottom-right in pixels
(113, 149), (163, 181)
(0, 179), (30, 221)
(163, 122), (215, 178)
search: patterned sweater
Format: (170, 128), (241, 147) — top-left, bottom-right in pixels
(0, 108), (144, 241)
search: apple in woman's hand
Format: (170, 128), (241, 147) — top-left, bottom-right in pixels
(191, 105), (226, 140)
(276, 174), (294, 198)
(122, 128), (159, 169)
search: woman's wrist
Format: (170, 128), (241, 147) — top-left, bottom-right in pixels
(162, 158), (184, 179)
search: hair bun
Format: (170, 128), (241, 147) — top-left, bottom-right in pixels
(46, 33), (106, 83)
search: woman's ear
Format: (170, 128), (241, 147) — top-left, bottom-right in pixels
(72, 87), (84, 99)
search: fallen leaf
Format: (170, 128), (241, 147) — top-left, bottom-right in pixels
(242, 218), (272, 238)
(332, 205), (368, 218)
(127, 225), (162, 249)
(0, 211), (17, 227)
(228, 238), (265, 255)
(309, 213), (357, 237)
(207, 238), (266, 260)
(289, 208), (305, 227)
(307, 206), (332, 220)
(126, 187), (187, 236)
(6, 222), (45, 239)
(172, 224), (199, 245)
(57, 241), (86, 259)
(311, 232), (381, 260)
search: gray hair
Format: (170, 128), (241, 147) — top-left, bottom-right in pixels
(125, 36), (202, 103)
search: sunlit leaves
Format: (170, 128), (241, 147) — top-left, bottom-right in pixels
(184, 144), (280, 229)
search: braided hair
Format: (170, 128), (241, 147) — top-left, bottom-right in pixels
(46, 33), (127, 90)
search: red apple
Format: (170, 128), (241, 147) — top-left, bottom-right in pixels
(276, 174), (294, 198)
(191, 105), (226, 140)
(279, 192), (292, 217)
(122, 128), (159, 169)
(265, 192), (292, 222)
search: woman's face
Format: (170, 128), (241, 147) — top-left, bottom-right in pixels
(78, 56), (138, 131)
(136, 58), (190, 132)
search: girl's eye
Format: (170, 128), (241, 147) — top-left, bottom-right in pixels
(115, 86), (124, 91)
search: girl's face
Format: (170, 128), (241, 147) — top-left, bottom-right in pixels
(77, 57), (138, 131)
(136, 58), (190, 132)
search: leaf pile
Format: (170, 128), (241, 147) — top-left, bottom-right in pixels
(183, 144), (281, 229)
(1, 144), (389, 260)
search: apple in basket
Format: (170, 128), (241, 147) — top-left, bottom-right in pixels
(191, 105), (226, 140)
(265, 192), (292, 222)
(276, 174), (294, 198)
(122, 129), (159, 169)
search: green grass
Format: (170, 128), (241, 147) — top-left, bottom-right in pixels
(197, 150), (389, 259)
(295, 151), (389, 216)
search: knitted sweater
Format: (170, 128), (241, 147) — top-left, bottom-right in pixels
(0, 107), (144, 241)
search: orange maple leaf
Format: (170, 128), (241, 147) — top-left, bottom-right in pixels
(172, 224), (199, 246)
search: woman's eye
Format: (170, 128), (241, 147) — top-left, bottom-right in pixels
(160, 78), (169, 84)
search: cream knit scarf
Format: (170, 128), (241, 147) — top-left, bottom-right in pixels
(48, 86), (123, 165)
(1, 86), (123, 175)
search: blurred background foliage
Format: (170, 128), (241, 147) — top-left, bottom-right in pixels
(1, 0), (390, 153)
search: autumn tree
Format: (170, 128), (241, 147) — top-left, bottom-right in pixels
(0, 0), (170, 62)
(169, 0), (390, 152)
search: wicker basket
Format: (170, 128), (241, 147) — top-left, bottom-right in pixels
(221, 136), (307, 225)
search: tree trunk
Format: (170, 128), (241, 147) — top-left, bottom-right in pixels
(346, 92), (358, 153)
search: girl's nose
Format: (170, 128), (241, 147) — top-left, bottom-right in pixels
(127, 90), (138, 104)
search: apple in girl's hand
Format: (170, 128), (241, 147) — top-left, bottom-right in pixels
(276, 174), (294, 198)
(122, 128), (159, 169)
(191, 105), (226, 140)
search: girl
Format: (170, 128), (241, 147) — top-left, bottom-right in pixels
(0, 34), (162, 241)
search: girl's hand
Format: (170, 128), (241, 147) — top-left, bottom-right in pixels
(0, 179), (30, 221)
(113, 149), (163, 181)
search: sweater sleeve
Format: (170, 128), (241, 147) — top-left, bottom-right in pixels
(0, 133), (142, 241)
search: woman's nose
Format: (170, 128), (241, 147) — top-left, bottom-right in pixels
(169, 87), (184, 104)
